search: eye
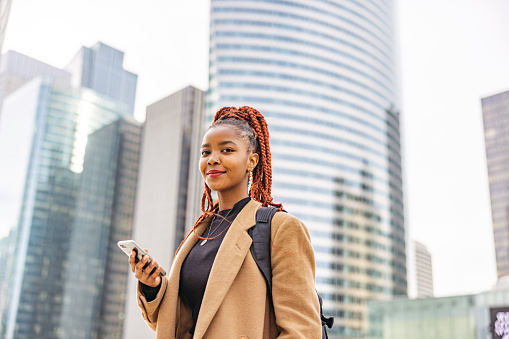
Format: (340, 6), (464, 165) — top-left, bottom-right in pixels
(222, 148), (234, 153)
(201, 150), (210, 157)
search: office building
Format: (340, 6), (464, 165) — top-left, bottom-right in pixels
(60, 117), (142, 339)
(0, 50), (71, 116)
(123, 86), (205, 339)
(0, 0), (12, 59)
(482, 89), (509, 278)
(0, 78), (132, 339)
(368, 277), (509, 339)
(65, 42), (137, 114)
(207, 1), (405, 337)
(0, 42), (137, 339)
(0, 227), (15, 336)
(414, 240), (433, 298)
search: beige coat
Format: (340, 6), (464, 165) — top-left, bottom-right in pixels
(136, 199), (322, 339)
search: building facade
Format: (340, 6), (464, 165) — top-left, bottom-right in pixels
(207, 1), (405, 337)
(414, 240), (434, 298)
(65, 42), (137, 114)
(123, 86), (205, 339)
(0, 50), (71, 116)
(0, 0), (13, 59)
(482, 89), (509, 278)
(0, 78), (132, 339)
(59, 117), (142, 339)
(368, 277), (509, 339)
(0, 43), (137, 339)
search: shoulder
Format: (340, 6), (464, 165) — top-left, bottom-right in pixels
(270, 210), (312, 242)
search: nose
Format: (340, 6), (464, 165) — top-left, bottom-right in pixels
(207, 152), (220, 165)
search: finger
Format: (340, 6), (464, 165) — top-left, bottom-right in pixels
(146, 266), (162, 287)
(141, 255), (151, 270)
(129, 250), (136, 272)
(147, 259), (158, 275)
(134, 255), (150, 279)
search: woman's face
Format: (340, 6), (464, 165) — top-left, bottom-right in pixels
(200, 125), (258, 198)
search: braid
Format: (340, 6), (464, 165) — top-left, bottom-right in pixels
(175, 106), (282, 260)
(211, 106), (282, 209)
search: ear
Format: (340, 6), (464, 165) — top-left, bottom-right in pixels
(247, 153), (259, 173)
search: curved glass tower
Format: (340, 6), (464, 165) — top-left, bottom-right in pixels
(207, 1), (405, 337)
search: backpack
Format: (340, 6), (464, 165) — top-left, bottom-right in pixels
(249, 206), (334, 339)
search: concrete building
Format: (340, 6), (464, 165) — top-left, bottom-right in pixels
(123, 86), (205, 339)
(414, 240), (434, 298)
(482, 89), (509, 279)
(368, 277), (509, 339)
(206, 1), (405, 337)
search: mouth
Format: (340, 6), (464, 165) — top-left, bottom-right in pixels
(207, 170), (225, 178)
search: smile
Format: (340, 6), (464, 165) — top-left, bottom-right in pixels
(207, 170), (225, 178)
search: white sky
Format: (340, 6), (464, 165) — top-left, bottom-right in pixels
(3, 0), (509, 297)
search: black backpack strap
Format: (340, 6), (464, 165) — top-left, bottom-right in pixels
(318, 293), (334, 329)
(249, 206), (334, 338)
(249, 206), (280, 291)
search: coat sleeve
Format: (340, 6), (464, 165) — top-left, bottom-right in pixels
(270, 213), (322, 339)
(136, 276), (168, 331)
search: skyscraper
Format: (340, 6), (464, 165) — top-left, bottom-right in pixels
(482, 89), (509, 279)
(59, 117), (142, 339)
(0, 50), (71, 116)
(0, 43), (137, 339)
(0, 0), (13, 59)
(123, 86), (205, 339)
(414, 240), (433, 298)
(207, 1), (405, 337)
(65, 42), (137, 114)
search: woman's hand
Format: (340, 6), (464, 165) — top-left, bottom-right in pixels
(129, 249), (163, 288)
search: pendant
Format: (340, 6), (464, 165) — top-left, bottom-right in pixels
(200, 239), (207, 246)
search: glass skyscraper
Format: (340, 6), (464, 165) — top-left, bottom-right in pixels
(0, 43), (138, 339)
(60, 117), (142, 338)
(0, 0), (13, 58)
(0, 78), (131, 339)
(207, 1), (406, 337)
(0, 50), (71, 116)
(65, 42), (138, 114)
(482, 89), (509, 279)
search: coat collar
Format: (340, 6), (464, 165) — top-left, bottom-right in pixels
(168, 199), (262, 338)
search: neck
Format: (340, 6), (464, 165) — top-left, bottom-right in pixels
(216, 192), (249, 210)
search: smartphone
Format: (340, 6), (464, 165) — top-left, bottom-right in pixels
(117, 240), (167, 276)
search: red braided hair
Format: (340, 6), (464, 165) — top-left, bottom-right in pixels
(174, 106), (282, 259)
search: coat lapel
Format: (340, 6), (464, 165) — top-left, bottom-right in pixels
(193, 200), (261, 338)
(161, 217), (211, 335)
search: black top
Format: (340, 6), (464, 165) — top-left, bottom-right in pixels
(142, 197), (251, 335)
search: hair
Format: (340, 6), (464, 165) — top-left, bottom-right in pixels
(173, 106), (283, 258)
(199, 106), (282, 215)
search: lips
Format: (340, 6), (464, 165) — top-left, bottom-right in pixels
(207, 170), (225, 178)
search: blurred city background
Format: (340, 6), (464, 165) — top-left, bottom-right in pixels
(0, 0), (508, 338)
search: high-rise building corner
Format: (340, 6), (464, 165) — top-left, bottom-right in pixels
(122, 85), (205, 339)
(482, 89), (509, 280)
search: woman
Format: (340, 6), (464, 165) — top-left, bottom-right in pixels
(129, 106), (321, 338)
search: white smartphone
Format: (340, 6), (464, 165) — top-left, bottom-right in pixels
(117, 240), (167, 277)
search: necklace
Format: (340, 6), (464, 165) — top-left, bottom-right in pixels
(200, 208), (233, 246)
